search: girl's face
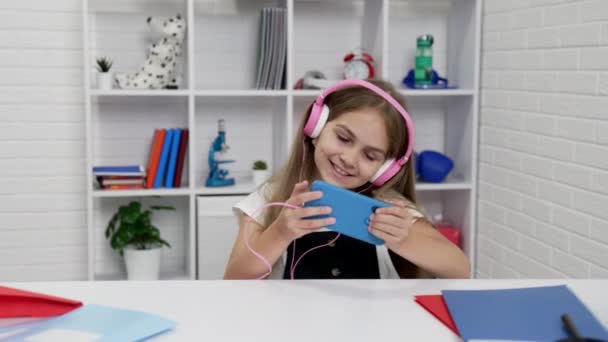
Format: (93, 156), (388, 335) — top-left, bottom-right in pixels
(312, 108), (389, 189)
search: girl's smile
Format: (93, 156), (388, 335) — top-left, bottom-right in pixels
(328, 159), (353, 180)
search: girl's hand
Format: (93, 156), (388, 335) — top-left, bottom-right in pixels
(368, 199), (415, 250)
(272, 180), (336, 241)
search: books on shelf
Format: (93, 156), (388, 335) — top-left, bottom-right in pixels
(148, 128), (189, 189)
(93, 128), (189, 191)
(255, 7), (287, 90)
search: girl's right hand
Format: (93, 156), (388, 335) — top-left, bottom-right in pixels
(272, 180), (336, 241)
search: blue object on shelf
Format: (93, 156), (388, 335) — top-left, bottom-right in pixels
(402, 68), (453, 89)
(417, 150), (453, 183)
(206, 119), (235, 187)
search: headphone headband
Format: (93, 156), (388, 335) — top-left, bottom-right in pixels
(314, 79), (415, 165)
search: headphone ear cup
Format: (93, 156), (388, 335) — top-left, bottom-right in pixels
(303, 103), (329, 138)
(370, 158), (402, 186)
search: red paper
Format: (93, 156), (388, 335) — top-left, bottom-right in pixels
(415, 294), (460, 336)
(0, 286), (82, 318)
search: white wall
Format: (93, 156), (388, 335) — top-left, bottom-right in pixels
(0, 0), (88, 281)
(478, 0), (608, 278)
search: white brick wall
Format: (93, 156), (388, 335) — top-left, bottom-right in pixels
(478, 0), (608, 278)
(0, 1), (87, 281)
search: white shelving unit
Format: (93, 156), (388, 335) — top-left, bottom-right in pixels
(83, 0), (481, 281)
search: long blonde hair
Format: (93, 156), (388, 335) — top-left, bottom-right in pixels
(262, 79), (423, 278)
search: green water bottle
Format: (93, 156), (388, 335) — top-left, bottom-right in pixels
(415, 34), (434, 85)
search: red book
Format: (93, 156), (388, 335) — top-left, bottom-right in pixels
(146, 129), (166, 189)
(104, 184), (145, 190)
(173, 129), (188, 187)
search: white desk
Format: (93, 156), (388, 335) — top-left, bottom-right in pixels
(3, 279), (608, 341)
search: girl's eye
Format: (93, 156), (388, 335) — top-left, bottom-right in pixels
(337, 135), (349, 143)
(366, 154), (377, 161)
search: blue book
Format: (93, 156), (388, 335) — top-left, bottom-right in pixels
(153, 128), (174, 188)
(93, 165), (144, 175)
(442, 285), (608, 341)
(2, 304), (175, 342)
(164, 129), (181, 188)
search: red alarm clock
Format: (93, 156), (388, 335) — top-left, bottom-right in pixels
(343, 48), (375, 79)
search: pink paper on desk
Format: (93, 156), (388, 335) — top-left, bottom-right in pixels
(415, 295), (460, 336)
(0, 286), (82, 318)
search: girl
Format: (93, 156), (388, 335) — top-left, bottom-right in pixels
(224, 79), (470, 280)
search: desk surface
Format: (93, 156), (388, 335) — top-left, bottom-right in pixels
(3, 279), (608, 341)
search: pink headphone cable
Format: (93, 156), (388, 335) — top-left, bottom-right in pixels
(242, 201), (341, 280)
(243, 202), (297, 280)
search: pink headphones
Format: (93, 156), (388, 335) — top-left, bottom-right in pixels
(303, 79), (415, 186)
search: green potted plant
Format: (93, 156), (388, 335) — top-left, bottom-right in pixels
(105, 201), (173, 280)
(95, 56), (113, 90)
(252, 160), (269, 186)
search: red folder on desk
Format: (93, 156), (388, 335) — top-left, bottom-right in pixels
(0, 286), (82, 318)
(415, 295), (460, 336)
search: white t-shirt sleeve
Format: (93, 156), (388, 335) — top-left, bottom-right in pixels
(232, 184), (271, 225)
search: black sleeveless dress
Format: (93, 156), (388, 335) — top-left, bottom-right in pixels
(283, 231), (380, 279)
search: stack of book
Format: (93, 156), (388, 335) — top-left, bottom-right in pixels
(93, 165), (145, 190)
(254, 7), (287, 90)
(93, 128), (189, 191)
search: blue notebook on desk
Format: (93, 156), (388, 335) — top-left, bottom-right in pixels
(2, 304), (175, 341)
(442, 285), (608, 342)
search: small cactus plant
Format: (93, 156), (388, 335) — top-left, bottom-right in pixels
(95, 56), (113, 72)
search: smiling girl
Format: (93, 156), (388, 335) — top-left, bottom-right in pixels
(224, 79), (470, 280)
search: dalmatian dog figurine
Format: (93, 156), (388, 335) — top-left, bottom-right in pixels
(115, 14), (186, 89)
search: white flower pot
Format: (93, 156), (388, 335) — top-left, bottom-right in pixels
(97, 72), (113, 90)
(124, 246), (161, 280)
(252, 170), (269, 186)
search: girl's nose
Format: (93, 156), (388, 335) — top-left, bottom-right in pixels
(339, 149), (357, 169)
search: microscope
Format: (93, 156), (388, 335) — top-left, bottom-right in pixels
(205, 119), (235, 187)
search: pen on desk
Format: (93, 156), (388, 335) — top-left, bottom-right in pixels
(561, 313), (583, 342)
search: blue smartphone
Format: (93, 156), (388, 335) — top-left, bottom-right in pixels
(303, 180), (392, 245)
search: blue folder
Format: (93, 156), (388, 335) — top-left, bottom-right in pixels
(2, 304), (175, 342)
(442, 285), (608, 342)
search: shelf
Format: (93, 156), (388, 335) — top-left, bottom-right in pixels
(291, 90), (322, 97)
(194, 90), (288, 97)
(92, 188), (191, 198)
(195, 182), (257, 196)
(84, 0), (481, 281)
(416, 181), (472, 191)
(90, 89), (190, 97)
(292, 88), (475, 98)
(95, 269), (190, 281)
(398, 89), (475, 97)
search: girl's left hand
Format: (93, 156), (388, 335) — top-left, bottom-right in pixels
(368, 199), (415, 249)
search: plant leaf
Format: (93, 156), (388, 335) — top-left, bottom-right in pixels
(105, 212), (119, 239)
(159, 238), (171, 248)
(122, 201), (141, 224)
